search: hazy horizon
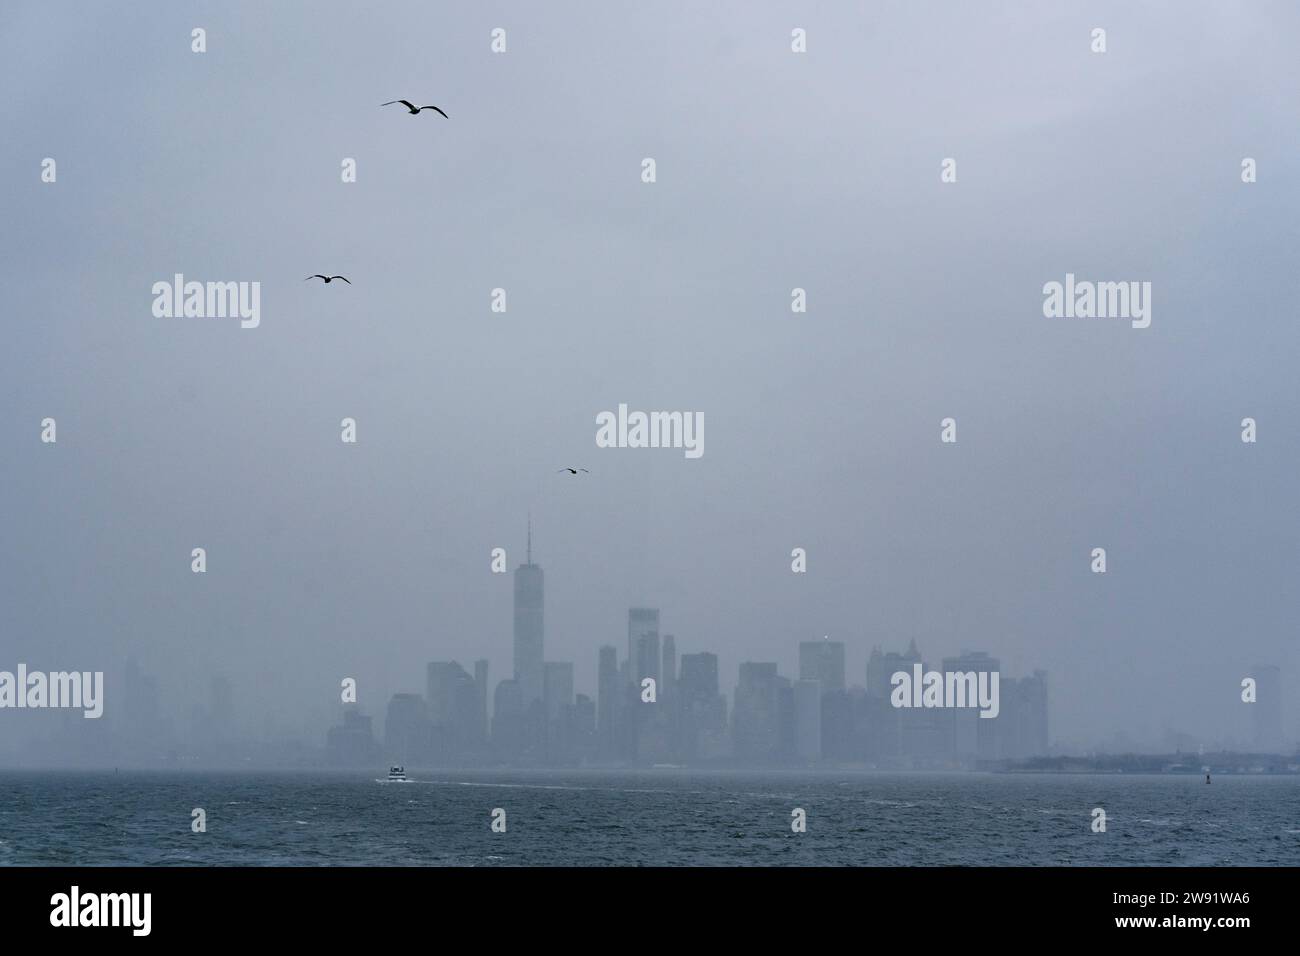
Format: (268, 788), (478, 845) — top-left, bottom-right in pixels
(3, 1), (1299, 763)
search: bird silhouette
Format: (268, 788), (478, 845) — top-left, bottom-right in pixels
(558, 468), (589, 475)
(381, 100), (448, 118)
(305, 275), (351, 284)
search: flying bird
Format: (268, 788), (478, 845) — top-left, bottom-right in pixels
(305, 275), (351, 284)
(382, 100), (448, 118)
(558, 468), (589, 475)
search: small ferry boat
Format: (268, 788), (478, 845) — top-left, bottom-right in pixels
(377, 765), (412, 783)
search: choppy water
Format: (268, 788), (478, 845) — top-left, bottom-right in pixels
(0, 770), (1296, 865)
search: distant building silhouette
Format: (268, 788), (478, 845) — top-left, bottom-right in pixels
(793, 679), (822, 762)
(624, 608), (662, 761)
(544, 662), (574, 722)
(941, 651), (1001, 762)
(474, 659), (489, 745)
(513, 522), (545, 710)
(571, 693), (598, 763)
(999, 669), (1048, 760)
(597, 645), (619, 759)
(800, 640), (845, 693)
(492, 678), (525, 759)
(326, 707), (381, 767)
(661, 634), (677, 703)
(322, 535), (1059, 771)
(678, 651), (728, 761)
(384, 692), (428, 764)
(734, 662), (788, 763)
(627, 608), (659, 678)
(427, 661), (481, 762)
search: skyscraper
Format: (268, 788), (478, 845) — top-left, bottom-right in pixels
(941, 651), (1001, 762)
(793, 679), (822, 762)
(627, 608), (659, 679)
(1000, 669), (1048, 759)
(491, 678), (525, 757)
(865, 640), (926, 760)
(662, 634), (677, 702)
(635, 632), (661, 689)
(544, 662), (574, 722)
(325, 708), (381, 767)
(473, 659), (489, 745)
(678, 652), (729, 761)
(426, 661), (475, 726)
(513, 521), (545, 709)
(734, 662), (785, 762)
(426, 661), (479, 760)
(597, 645), (619, 756)
(799, 640), (845, 692)
(678, 652), (719, 705)
(867, 640), (921, 699)
(384, 693), (429, 764)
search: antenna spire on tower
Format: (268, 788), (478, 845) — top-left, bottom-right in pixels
(527, 514), (532, 565)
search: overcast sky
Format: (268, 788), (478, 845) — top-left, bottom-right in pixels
(2, 1), (1299, 754)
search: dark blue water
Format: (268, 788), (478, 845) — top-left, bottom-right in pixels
(1, 770), (1296, 865)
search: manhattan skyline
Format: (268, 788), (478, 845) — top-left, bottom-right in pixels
(3, 519), (1291, 769)
(3, 1), (1299, 767)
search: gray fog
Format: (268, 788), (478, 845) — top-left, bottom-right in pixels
(2, 1), (1298, 761)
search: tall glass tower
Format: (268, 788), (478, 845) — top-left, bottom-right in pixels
(513, 520), (545, 709)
